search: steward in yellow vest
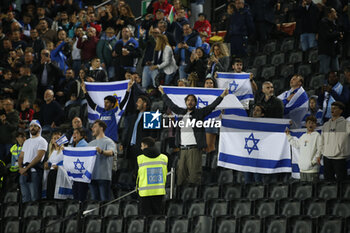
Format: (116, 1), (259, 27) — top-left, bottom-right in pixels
(137, 137), (168, 215)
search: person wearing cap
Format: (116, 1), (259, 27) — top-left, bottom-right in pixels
(152, 0), (173, 17)
(193, 13), (211, 40)
(320, 101), (350, 182)
(18, 120), (48, 202)
(81, 79), (128, 143)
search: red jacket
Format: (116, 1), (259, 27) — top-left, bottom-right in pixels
(194, 20), (211, 37)
(153, 0), (173, 16)
(77, 36), (99, 62)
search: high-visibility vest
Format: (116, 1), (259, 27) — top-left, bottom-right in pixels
(137, 154), (168, 197)
(0, 160), (5, 189)
(9, 144), (22, 172)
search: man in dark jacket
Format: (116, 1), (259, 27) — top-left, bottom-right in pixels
(174, 23), (202, 79)
(296, 0), (320, 51)
(256, 81), (284, 118)
(224, 0), (254, 57)
(318, 7), (343, 74)
(159, 86), (228, 186)
(77, 27), (99, 68)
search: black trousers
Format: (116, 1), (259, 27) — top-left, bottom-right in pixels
(46, 169), (57, 200)
(324, 157), (348, 182)
(139, 195), (165, 215)
(72, 181), (89, 202)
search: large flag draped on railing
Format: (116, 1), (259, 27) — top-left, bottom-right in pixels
(218, 115), (292, 174)
(278, 87), (309, 128)
(85, 80), (129, 123)
(216, 72), (254, 110)
(63, 147), (97, 183)
(162, 86), (247, 117)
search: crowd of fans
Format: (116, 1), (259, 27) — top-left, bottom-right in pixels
(0, 0), (349, 205)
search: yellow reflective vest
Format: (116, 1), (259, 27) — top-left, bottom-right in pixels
(10, 144), (22, 172)
(137, 154), (168, 197)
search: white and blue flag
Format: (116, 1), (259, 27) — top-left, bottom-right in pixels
(85, 80), (129, 123)
(278, 87), (309, 128)
(63, 147), (97, 183)
(216, 72), (253, 109)
(56, 135), (69, 146)
(162, 86), (247, 117)
(218, 115), (292, 174)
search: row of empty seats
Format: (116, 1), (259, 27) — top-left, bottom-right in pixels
(2, 214), (349, 233)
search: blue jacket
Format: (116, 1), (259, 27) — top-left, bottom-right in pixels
(226, 7), (254, 37)
(51, 41), (68, 73)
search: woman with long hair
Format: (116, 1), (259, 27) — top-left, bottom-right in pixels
(207, 42), (230, 76)
(185, 47), (208, 86)
(116, 4), (136, 33)
(150, 34), (178, 86)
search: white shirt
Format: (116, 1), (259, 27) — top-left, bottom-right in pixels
(22, 136), (48, 171)
(180, 112), (197, 146)
(72, 38), (81, 60)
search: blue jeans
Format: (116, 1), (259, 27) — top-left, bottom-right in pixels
(300, 33), (317, 51)
(19, 171), (42, 202)
(179, 65), (188, 79)
(89, 179), (111, 201)
(142, 66), (155, 88)
(72, 60), (82, 79)
(319, 55), (339, 74)
(107, 66), (115, 80)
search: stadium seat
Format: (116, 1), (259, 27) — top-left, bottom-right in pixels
(3, 191), (18, 203)
(329, 199), (350, 218)
(255, 198), (276, 218)
(178, 185), (198, 201)
(186, 199), (205, 218)
(41, 201), (59, 218)
(43, 216), (63, 233)
(246, 68), (258, 78)
(341, 181), (350, 199)
(291, 182), (313, 200)
(83, 200), (100, 216)
(214, 216), (237, 233)
(289, 216), (314, 233)
(230, 199), (253, 217)
(279, 63), (295, 79)
(148, 216), (167, 233)
(280, 38), (295, 52)
(63, 218), (79, 233)
(268, 183), (289, 200)
(317, 216), (343, 233)
(346, 216), (350, 233)
(288, 51), (303, 64)
(102, 202), (120, 217)
(278, 198), (302, 217)
(240, 216), (262, 233)
(304, 198), (327, 218)
(206, 199), (228, 217)
(233, 171), (245, 184)
(261, 65), (276, 80)
(309, 74), (325, 90)
(201, 185), (220, 200)
(245, 184), (266, 200)
(63, 200), (80, 217)
(297, 64), (312, 78)
(190, 215), (213, 233)
(83, 215), (102, 233)
(125, 216), (146, 233)
(217, 169), (234, 185)
(123, 200), (139, 218)
(3, 217), (21, 233)
(23, 216), (42, 233)
(264, 216), (288, 233)
(271, 52), (285, 66)
(166, 199), (184, 217)
(221, 184), (242, 200)
(306, 48), (318, 63)
(263, 40), (277, 54)
(3, 202), (20, 218)
(272, 79), (285, 96)
(316, 182), (338, 200)
(103, 216), (124, 233)
(168, 216), (189, 233)
(22, 202), (40, 218)
(253, 54), (267, 67)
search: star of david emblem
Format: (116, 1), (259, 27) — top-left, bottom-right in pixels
(229, 80), (239, 94)
(244, 133), (260, 155)
(197, 97), (208, 108)
(73, 159), (85, 172)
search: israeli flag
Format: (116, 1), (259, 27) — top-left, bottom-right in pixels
(218, 115), (292, 174)
(63, 147), (97, 183)
(85, 80), (129, 123)
(278, 87), (309, 128)
(162, 86), (247, 117)
(216, 72), (253, 110)
(54, 166), (73, 199)
(56, 135), (69, 146)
